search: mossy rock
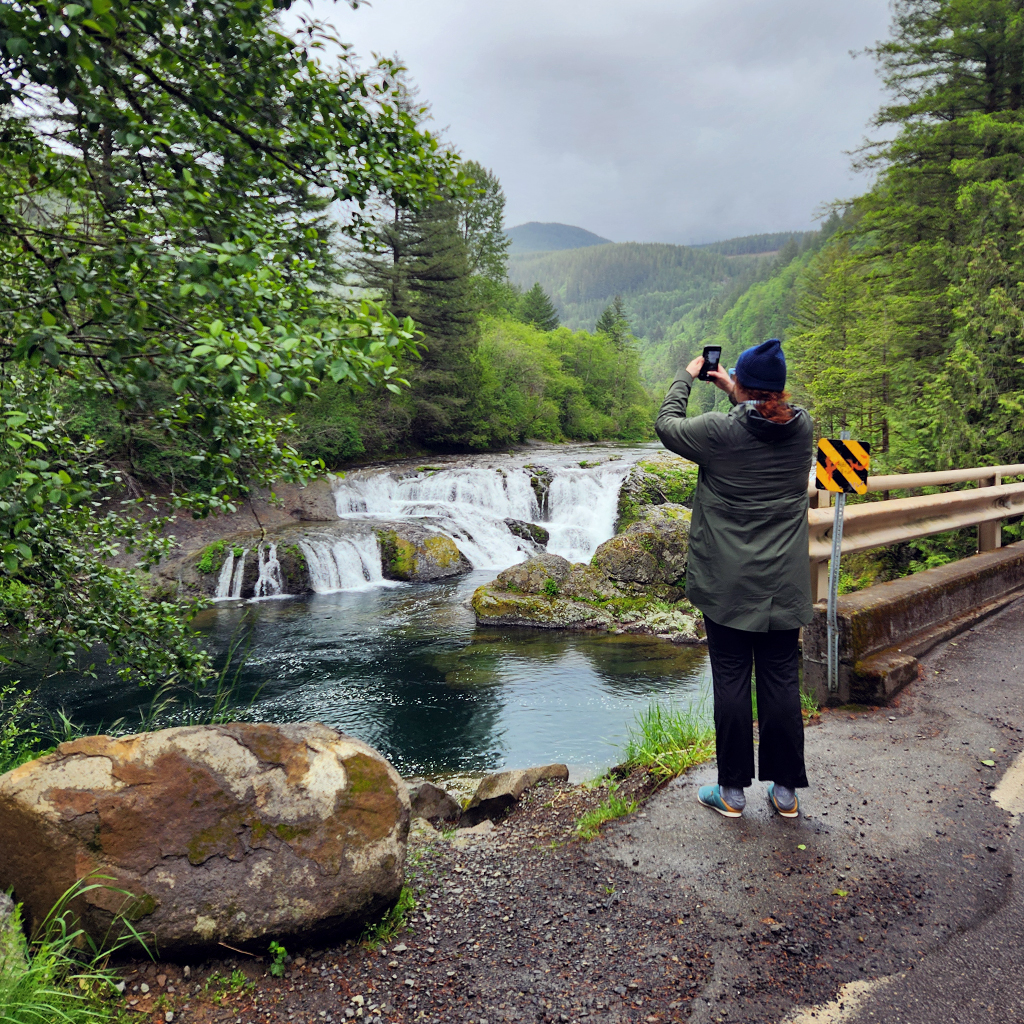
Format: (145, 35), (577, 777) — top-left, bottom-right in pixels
(593, 506), (691, 587)
(616, 455), (698, 529)
(375, 527), (471, 582)
(503, 518), (550, 548)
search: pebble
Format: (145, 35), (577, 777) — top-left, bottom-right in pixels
(140, 983), (150, 994)
(164, 1014), (173, 1023)
(391, 943), (408, 953)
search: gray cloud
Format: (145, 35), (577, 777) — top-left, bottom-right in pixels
(306, 0), (893, 243)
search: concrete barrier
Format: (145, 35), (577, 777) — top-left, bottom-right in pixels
(802, 540), (1024, 705)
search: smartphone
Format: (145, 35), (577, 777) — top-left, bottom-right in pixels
(698, 345), (722, 381)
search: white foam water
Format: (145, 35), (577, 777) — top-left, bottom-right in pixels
(213, 549), (247, 600)
(297, 533), (394, 594)
(252, 543), (285, 600)
(330, 459), (632, 569)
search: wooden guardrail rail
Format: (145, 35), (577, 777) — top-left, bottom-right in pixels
(807, 463), (1024, 602)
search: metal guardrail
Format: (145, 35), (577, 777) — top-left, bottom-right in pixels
(808, 463), (1024, 602)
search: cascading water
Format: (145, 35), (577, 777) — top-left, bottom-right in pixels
(330, 457), (634, 568)
(214, 549), (246, 600)
(297, 532), (391, 594)
(252, 543), (284, 599)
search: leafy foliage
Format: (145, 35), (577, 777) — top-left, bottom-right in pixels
(0, 0), (457, 684)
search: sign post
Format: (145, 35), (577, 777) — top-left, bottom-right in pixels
(815, 433), (871, 693)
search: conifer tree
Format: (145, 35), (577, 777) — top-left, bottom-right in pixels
(519, 283), (560, 331)
(350, 200), (483, 447)
(595, 296), (632, 348)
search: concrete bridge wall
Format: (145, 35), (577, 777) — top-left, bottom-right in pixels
(802, 540), (1024, 705)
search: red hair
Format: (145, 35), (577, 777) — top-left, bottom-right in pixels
(742, 387), (795, 424)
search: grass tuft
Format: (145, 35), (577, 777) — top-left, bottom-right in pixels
(624, 700), (715, 780)
(800, 685), (820, 718)
(0, 878), (151, 1023)
(575, 784), (638, 839)
(360, 885), (416, 949)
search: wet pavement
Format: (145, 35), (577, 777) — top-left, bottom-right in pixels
(595, 596), (1024, 1023)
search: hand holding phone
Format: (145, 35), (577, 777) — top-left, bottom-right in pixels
(698, 345), (722, 381)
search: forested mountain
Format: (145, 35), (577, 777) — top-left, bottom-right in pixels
(505, 222), (612, 254)
(694, 231), (816, 256)
(507, 240), (781, 379)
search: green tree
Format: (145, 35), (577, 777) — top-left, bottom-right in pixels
(456, 161), (511, 281)
(0, 0), (458, 684)
(789, 0), (1024, 470)
(595, 296), (632, 348)
(351, 200), (483, 447)
(519, 283), (560, 331)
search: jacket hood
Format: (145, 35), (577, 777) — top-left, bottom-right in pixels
(734, 402), (810, 444)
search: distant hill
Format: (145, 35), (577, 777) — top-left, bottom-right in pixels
(508, 242), (758, 352)
(694, 231), (815, 257)
(505, 222), (612, 255)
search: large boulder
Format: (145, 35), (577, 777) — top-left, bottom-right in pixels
(374, 525), (472, 582)
(473, 555), (617, 630)
(0, 723), (409, 956)
(592, 504), (691, 587)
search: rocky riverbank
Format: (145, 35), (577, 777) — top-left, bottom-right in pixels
(472, 503), (704, 643)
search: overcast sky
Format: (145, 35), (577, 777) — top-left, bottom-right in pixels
(305, 0), (894, 244)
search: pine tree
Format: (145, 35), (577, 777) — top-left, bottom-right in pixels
(351, 200), (483, 447)
(789, 0), (1024, 469)
(519, 283), (559, 331)
(595, 296), (632, 348)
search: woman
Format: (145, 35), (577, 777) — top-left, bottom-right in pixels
(654, 338), (813, 819)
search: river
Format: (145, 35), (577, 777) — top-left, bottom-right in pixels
(22, 443), (710, 778)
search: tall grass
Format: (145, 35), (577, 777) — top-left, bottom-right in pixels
(624, 700), (715, 779)
(0, 880), (151, 1023)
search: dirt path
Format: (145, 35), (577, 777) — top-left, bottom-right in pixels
(116, 598), (1024, 1024)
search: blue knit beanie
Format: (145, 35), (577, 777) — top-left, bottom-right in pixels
(735, 338), (786, 391)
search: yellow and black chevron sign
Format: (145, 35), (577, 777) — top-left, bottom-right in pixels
(815, 438), (870, 494)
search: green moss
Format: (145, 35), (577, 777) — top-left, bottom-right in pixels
(195, 540), (226, 574)
(273, 822), (314, 841)
(345, 752), (391, 796)
(125, 892), (158, 921)
(422, 535), (461, 568)
(638, 460), (698, 505)
(542, 577), (560, 598)
(375, 529), (417, 579)
(187, 819), (240, 865)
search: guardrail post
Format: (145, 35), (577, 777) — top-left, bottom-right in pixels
(978, 474), (1002, 552)
(809, 490), (830, 602)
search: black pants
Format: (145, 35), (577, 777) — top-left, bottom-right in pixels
(704, 616), (808, 790)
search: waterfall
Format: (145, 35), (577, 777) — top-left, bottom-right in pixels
(252, 543), (284, 599)
(297, 533), (391, 594)
(330, 459), (633, 568)
(214, 548), (246, 600)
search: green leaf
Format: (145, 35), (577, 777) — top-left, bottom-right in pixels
(981, 759), (996, 767)
(214, 354), (234, 369)
(832, 889), (849, 898)
(41, 310), (57, 326)
(797, 844), (807, 851)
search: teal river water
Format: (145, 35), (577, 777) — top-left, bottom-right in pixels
(24, 570), (709, 779)
(16, 444), (712, 778)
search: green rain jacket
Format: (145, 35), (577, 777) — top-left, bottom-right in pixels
(654, 371), (814, 632)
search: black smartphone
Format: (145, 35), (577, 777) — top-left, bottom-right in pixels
(698, 345), (722, 381)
